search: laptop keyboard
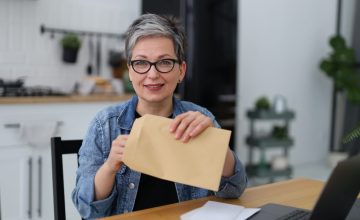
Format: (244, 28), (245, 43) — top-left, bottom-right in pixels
(275, 209), (311, 220)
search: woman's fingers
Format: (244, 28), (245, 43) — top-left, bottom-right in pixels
(180, 116), (204, 142)
(107, 135), (128, 172)
(169, 112), (189, 133)
(189, 117), (212, 137)
(175, 113), (197, 139)
(170, 111), (213, 142)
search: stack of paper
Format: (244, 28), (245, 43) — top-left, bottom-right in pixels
(181, 201), (260, 220)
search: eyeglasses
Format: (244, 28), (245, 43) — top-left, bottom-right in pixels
(130, 59), (179, 74)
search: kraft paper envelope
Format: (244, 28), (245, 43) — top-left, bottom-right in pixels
(123, 114), (231, 191)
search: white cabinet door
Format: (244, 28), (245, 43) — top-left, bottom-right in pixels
(0, 146), (32, 220)
(31, 148), (54, 220)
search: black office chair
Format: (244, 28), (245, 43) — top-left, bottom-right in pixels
(51, 137), (83, 220)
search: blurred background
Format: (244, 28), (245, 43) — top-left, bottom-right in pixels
(0, 0), (359, 219)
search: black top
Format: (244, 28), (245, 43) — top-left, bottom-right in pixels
(132, 112), (178, 211)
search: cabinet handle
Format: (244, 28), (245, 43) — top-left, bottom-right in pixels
(3, 121), (64, 128)
(37, 156), (42, 217)
(28, 158), (33, 219)
(3, 123), (20, 128)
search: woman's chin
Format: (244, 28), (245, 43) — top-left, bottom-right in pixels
(141, 93), (171, 103)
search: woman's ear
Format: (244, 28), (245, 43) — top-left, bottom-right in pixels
(179, 61), (186, 82)
(127, 64), (132, 82)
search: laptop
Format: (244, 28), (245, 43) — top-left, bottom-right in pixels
(249, 154), (360, 220)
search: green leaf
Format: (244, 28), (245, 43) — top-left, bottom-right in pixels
(61, 33), (81, 49)
(255, 96), (271, 110)
(330, 35), (346, 50)
(320, 60), (336, 76)
(343, 124), (360, 144)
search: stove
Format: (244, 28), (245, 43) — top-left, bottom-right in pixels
(1, 86), (69, 97)
(0, 78), (68, 97)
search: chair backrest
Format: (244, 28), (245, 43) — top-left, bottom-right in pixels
(51, 137), (82, 220)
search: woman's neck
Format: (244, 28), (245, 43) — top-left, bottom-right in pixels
(136, 98), (173, 117)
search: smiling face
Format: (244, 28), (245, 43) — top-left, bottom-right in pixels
(128, 36), (186, 112)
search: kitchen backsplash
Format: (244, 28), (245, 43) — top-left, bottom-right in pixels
(0, 0), (140, 93)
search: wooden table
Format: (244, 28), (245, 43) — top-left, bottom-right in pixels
(100, 178), (325, 220)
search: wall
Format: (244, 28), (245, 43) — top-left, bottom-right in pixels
(0, 0), (141, 92)
(236, 0), (356, 166)
(1, 0), (357, 167)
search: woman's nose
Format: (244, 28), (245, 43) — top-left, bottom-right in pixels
(147, 65), (160, 78)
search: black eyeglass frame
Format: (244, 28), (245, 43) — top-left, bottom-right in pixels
(129, 59), (179, 74)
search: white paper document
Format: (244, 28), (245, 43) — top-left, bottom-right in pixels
(180, 201), (260, 220)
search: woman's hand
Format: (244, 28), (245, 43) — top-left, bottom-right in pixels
(169, 111), (213, 143)
(105, 134), (128, 173)
(94, 134), (128, 200)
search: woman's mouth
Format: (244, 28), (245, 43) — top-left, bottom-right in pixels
(144, 83), (164, 91)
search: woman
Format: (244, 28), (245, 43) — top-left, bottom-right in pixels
(72, 13), (247, 219)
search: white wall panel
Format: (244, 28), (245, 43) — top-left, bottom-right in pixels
(0, 0), (141, 91)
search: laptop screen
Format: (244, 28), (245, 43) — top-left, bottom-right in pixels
(310, 154), (360, 219)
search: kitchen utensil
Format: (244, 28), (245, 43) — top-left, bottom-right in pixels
(108, 50), (123, 67)
(96, 36), (101, 75)
(86, 37), (94, 75)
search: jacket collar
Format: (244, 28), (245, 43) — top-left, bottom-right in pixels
(117, 95), (138, 131)
(172, 96), (185, 117)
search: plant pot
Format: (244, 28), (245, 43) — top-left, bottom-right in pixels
(62, 47), (79, 63)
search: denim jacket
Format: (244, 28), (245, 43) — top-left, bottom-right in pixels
(72, 96), (247, 219)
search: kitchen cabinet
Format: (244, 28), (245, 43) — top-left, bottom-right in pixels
(0, 146), (52, 220)
(0, 98), (125, 220)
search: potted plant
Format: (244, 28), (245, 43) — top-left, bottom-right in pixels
(255, 96), (271, 111)
(61, 33), (81, 63)
(320, 35), (360, 103)
(320, 35), (360, 163)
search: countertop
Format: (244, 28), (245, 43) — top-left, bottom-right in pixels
(0, 93), (134, 105)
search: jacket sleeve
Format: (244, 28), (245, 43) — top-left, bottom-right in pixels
(215, 151), (248, 198)
(71, 117), (118, 219)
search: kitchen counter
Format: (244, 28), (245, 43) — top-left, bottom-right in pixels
(0, 93), (134, 104)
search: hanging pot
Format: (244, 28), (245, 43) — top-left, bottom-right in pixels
(62, 47), (79, 63)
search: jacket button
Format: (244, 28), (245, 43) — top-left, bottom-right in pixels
(129, 182), (135, 189)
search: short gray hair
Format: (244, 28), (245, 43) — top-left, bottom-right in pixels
(125, 13), (186, 63)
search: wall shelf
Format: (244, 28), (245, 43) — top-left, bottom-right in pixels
(246, 137), (294, 148)
(247, 109), (295, 120)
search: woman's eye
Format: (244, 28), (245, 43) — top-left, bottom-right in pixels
(134, 60), (148, 67)
(159, 60), (172, 66)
